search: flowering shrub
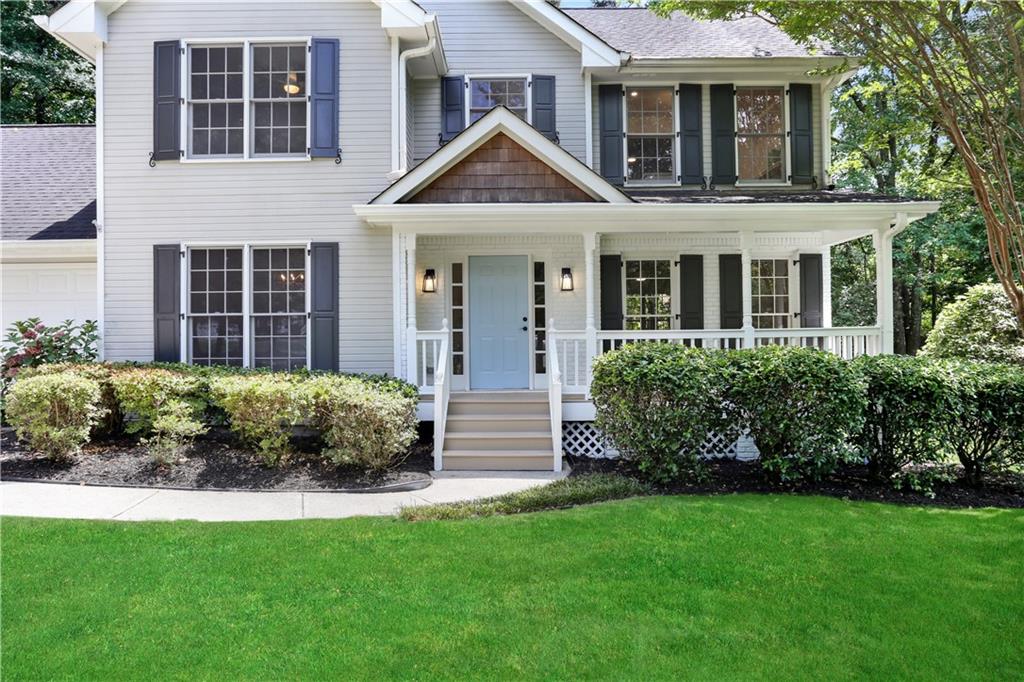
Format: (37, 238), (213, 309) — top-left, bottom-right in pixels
(5, 373), (105, 460)
(2, 318), (99, 380)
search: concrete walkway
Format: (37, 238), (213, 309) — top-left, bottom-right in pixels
(0, 470), (567, 522)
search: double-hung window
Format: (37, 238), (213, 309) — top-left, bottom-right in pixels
(751, 258), (790, 329)
(187, 245), (309, 369)
(468, 77), (528, 123)
(186, 40), (309, 160)
(736, 87), (786, 182)
(624, 259), (673, 330)
(625, 87), (675, 183)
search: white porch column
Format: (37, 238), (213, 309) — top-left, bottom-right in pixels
(406, 233), (418, 385)
(583, 232), (599, 389)
(875, 227), (895, 354)
(740, 232), (755, 348)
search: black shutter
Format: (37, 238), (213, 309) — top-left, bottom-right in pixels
(153, 244), (181, 361)
(789, 83), (814, 184)
(531, 75), (557, 142)
(310, 242), (339, 371)
(440, 76), (465, 144)
(799, 253), (823, 328)
(600, 255), (623, 330)
(710, 84), (736, 186)
(678, 84), (702, 185)
(719, 254), (743, 329)
(310, 38), (340, 158)
(678, 255), (704, 329)
(598, 84), (624, 185)
(152, 40), (180, 161)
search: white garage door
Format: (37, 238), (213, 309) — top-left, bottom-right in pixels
(1, 261), (97, 333)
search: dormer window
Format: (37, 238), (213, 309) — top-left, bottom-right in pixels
(625, 87), (675, 183)
(736, 86), (786, 182)
(468, 77), (529, 123)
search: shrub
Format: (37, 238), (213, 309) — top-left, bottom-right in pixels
(109, 367), (206, 435)
(209, 374), (306, 467)
(922, 283), (1024, 365)
(304, 375), (417, 472)
(400, 474), (647, 521)
(1, 318), (99, 381)
(22, 362), (123, 436)
(143, 399), (207, 466)
(851, 354), (948, 481)
(928, 360), (1024, 485)
(5, 373), (105, 460)
(591, 343), (737, 483)
(726, 346), (867, 482)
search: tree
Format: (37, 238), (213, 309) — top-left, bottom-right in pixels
(1, 0), (94, 124)
(649, 0), (1024, 337)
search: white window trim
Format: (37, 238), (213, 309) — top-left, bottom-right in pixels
(620, 83), (680, 188)
(749, 256), (793, 330)
(464, 73), (532, 126)
(733, 83), (792, 187)
(180, 36), (313, 164)
(179, 241), (312, 369)
(620, 254), (679, 330)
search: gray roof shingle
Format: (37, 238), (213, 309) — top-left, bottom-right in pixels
(1, 124), (96, 241)
(564, 7), (839, 60)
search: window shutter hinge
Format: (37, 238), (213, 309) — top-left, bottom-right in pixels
(788, 174), (793, 182)
(306, 147), (311, 156)
(307, 248), (312, 256)
(179, 47), (185, 55)
(812, 176), (819, 189)
(180, 250), (185, 258)
(792, 258), (801, 266)
(676, 174), (681, 183)
(178, 149), (184, 158)
(733, 88), (737, 96)
(307, 312), (311, 319)
(786, 89), (791, 96)
(179, 313), (185, 320)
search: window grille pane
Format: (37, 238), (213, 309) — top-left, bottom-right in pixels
(469, 78), (528, 123)
(736, 87), (786, 181)
(751, 259), (790, 329)
(188, 248), (244, 366)
(189, 45), (244, 158)
(251, 247), (307, 370)
(250, 43), (307, 157)
(624, 259), (673, 330)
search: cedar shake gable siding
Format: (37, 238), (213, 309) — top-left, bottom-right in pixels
(406, 134), (597, 203)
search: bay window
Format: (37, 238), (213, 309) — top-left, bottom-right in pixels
(626, 87), (675, 183)
(186, 245), (309, 369)
(186, 40), (309, 160)
(736, 87), (786, 182)
(751, 258), (790, 329)
(624, 259), (673, 330)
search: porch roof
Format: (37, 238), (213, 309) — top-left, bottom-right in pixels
(625, 189), (931, 204)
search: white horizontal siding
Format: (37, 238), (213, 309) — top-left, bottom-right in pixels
(412, 0), (587, 165)
(102, 1), (395, 373)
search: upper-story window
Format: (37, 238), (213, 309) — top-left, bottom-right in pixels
(736, 87), (786, 182)
(187, 41), (308, 160)
(469, 77), (528, 123)
(626, 87), (674, 183)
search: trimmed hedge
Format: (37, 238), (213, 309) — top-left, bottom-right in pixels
(5, 373), (106, 461)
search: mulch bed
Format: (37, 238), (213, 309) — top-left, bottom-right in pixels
(568, 455), (1024, 509)
(0, 428), (433, 492)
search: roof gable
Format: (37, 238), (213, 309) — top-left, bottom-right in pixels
(371, 106), (632, 205)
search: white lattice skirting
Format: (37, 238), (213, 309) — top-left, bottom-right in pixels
(562, 422), (760, 461)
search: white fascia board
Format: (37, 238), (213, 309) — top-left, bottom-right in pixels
(376, 1), (447, 76)
(354, 201), (942, 233)
(0, 239), (97, 264)
(33, 0), (117, 63)
(512, 0), (623, 69)
(620, 56), (853, 78)
(371, 106), (632, 205)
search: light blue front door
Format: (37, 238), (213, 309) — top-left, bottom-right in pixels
(469, 255), (530, 389)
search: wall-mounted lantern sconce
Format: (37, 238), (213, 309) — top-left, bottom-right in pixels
(560, 267), (574, 292)
(422, 268), (437, 294)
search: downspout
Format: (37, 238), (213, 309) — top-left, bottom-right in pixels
(388, 37), (436, 180)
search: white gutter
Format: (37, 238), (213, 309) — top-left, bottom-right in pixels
(388, 36), (436, 180)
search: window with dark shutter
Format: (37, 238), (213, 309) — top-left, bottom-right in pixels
(309, 38), (340, 158)
(600, 254), (623, 330)
(719, 254), (743, 329)
(440, 76), (465, 144)
(152, 41), (181, 162)
(789, 84), (814, 184)
(309, 242), (339, 371)
(678, 85), (702, 185)
(531, 75), (557, 142)
(710, 84), (736, 186)
(598, 84), (624, 185)
(678, 255), (704, 329)
(798, 253), (823, 328)
(153, 244), (182, 361)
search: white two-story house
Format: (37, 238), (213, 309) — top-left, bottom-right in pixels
(37, 0), (939, 471)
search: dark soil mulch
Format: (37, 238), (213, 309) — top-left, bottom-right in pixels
(568, 455), (1024, 509)
(0, 428), (432, 492)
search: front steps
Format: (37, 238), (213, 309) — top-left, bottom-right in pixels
(440, 392), (557, 471)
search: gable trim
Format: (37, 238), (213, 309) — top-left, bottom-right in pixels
(510, 0), (625, 69)
(370, 106), (633, 205)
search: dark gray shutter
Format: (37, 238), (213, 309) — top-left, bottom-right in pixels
(678, 255), (704, 329)
(799, 253), (823, 328)
(152, 40), (180, 161)
(310, 38), (340, 158)
(598, 84), (624, 185)
(440, 76), (465, 144)
(531, 75), (557, 142)
(153, 244), (181, 361)
(600, 255), (623, 330)
(719, 254), (743, 329)
(789, 84), (814, 184)
(310, 242), (339, 371)
(710, 84), (736, 186)
(678, 84), (702, 185)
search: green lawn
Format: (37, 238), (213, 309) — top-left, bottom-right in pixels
(4, 496), (1022, 680)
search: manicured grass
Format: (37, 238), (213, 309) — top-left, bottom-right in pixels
(3, 496), (1022, 680)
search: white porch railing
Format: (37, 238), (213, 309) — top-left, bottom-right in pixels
(414, 329), (447, 393)
(431, 320), (451, 471)
(549, 326), (883, 393)
(546, 318), (563, 472)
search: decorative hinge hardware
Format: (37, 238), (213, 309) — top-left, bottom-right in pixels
(335, 148), (343, 164)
